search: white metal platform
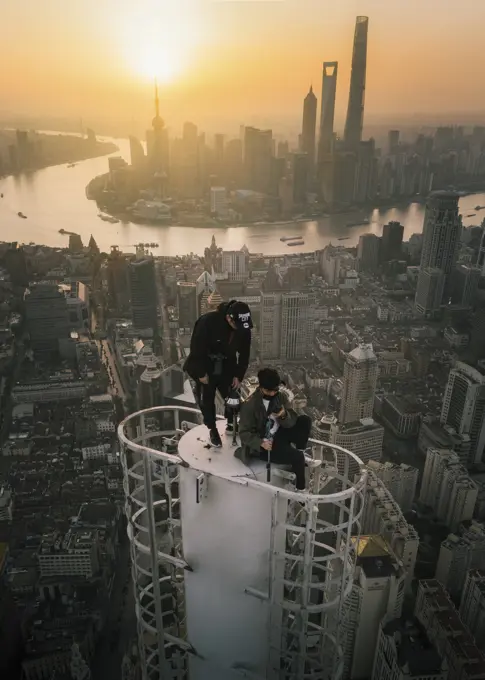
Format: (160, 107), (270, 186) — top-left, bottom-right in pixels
(118, 405), (367, 680)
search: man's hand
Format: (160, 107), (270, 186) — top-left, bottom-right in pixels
(261, 439), (272, 451)
(273, 407), (286, 419)
(232, 377), (241, 389)
(199, 375), (209, 384)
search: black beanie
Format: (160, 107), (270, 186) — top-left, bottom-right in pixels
(258, 368), (281, 390)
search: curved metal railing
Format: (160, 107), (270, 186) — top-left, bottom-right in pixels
(118, 405), (367, 680)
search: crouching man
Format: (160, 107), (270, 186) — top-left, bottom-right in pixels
(238, 368), (313, 491)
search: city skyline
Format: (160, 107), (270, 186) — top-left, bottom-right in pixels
(4, 0), (485, 130)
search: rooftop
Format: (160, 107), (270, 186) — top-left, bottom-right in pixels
(382, 618), (443, 675)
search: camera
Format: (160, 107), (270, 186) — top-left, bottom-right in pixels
(269, 394), (283, 414)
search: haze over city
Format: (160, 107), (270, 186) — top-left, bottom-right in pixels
(2, 4), (485, 680)
(4, 0), (485, 134)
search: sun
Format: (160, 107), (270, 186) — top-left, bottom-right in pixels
(134, 44), (181, 84)
(120, 2), (205, 86)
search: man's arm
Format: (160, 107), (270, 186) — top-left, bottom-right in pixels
(187, 317), (211, 379)
(277, 393), (298, 429)
(236, 330), (251, 380)
(239, 398), (262, 455)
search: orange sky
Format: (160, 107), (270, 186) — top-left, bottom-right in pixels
(2, 0), (485, 134)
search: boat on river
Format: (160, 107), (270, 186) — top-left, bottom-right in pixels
(287, 240), (304, 246)
(280, 236), (301, 242)
(17, 212), (27, 219)
(98, 213), (120, 224)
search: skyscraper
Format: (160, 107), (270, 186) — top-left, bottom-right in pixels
(129, 258), (158, 333)
(440, 362), (485, 465)
(177, 281), (199, 329)
(381, 221), (404, 263)
(344, 16), (369, 149)
(260, 292), (314, 361)
(415, 191), (461, 316)
(25, 284), (69, 356)
(107, 246), (130, 313)
(338, 536), (406, 680)
(129, 135), (145, 168)
(318, 62), (338, 162)
(339, 344), (378, 424)
(357, 233), (380, 272)
(301, 85), (317, 169)
(243, 126), (273, 193)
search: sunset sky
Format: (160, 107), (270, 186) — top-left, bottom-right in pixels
(2, 0), (485, 134)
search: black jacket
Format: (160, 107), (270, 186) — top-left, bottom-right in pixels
(239, 389), (297, 456)
(183, 302), (251, 381)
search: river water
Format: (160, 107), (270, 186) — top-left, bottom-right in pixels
(0, 136), (484, 256)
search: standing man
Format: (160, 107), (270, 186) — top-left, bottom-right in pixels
(238, 368), (314, 490)
(183, 300), (253, 447)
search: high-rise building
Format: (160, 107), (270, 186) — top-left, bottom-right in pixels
(435, 522), (485, 602)
(129, 135), (145, 168)
(419, 448), (478, 530)
(415, 191), (461, 317)
(281, 292), (314, 361)
(224, 138), (243, 184)
(214, 133), (224, 168)
(320, 150), (357, 207)
(243, 126), (273, 193)
(388, 130), (400, 155)
(210, 186), (227, 216)
(344, 17), (369, 149)
(260, 292), (314, 361)
(292, 153), (308, 203)
(338, 535), (406, 680)
(459, 570), (485, 649)
(106, 246), (130, 312)
(3, 242), (29, 287)
(372, 617), (447, 680)
(367, 461), (418, 513)
(301, 85), (317, 169)
(25, 284), (69, 356)
(129, 258), (158, 332)
(221, 250), (248, 282)
(381, 221), (404, 263)
(277, 140), (289, 158)
(362, 470), (419, 588)
(330, 419), (384, 465)
(354, 139), (377, 203)
(339, 344), (378, 424)
(440, 362), (485, 466)
(415, 579), (485, 679)
(177, 282), (199, 329)
(478, 223), (485, 277)
(450, 264), (481, 308)
(357, 233), (380, 271)
(318, 62), (338, 162)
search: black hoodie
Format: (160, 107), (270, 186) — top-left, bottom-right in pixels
(183, 302), (251, 381)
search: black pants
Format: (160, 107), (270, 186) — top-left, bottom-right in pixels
(195, 374), (232, 429)
(259, 415), (311, 490)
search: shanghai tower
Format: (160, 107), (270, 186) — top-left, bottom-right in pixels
(344, 16), (369, 148)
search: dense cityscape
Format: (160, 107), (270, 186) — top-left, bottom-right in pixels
(1, 9), (485, 680)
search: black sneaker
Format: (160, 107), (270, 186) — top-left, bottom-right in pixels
(226, 422), (234, 433)
(209, 427), (222, 448)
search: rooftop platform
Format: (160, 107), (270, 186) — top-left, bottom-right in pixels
(178, 421), (289, 484)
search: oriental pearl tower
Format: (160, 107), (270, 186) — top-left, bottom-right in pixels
(150, 80), (168, 197)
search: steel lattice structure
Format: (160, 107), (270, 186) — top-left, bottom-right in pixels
(118, 406), (367, 680)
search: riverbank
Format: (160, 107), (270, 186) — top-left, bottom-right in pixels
(0, 129), (117, 178)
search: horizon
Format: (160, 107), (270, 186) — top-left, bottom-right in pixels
(3, 0), (485, 137)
